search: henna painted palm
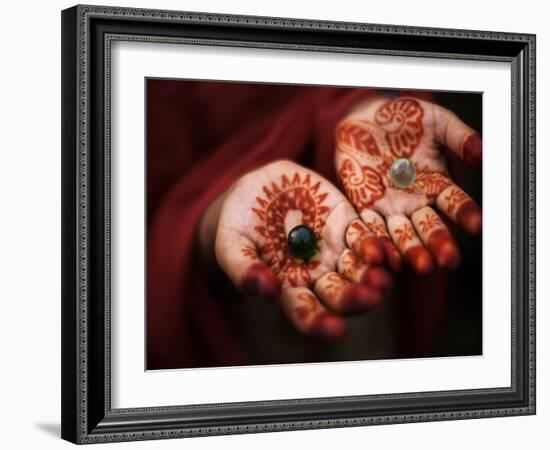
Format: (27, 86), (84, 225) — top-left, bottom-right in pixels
(335, 96), (482, 273)
(215, 160), (392, 340)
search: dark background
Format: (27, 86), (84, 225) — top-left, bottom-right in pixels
(429, 90), (482, 357)
(376, 89), (483, 360)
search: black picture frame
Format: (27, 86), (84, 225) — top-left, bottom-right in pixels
(61, 4), (536, 444)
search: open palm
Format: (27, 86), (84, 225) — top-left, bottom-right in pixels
(335, 96), (482, 273)
(215, 160), (391, 340)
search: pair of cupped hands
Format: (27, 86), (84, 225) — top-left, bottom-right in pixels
(199, 96), (482, 340)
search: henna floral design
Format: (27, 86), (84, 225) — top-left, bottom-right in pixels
(394, 223), (415, 248)
(412, 171), (452, 199)
(252, 172), (329, 287)
(338, 158), (385, 211)
(336, 121), (381, 157)
(365, 220), (388, 238)
(349, 220), (369, 236)
(374, 97), (424, 158)
(241, 246), (257, 259)
(444, 188), (469, 214)
(339, 251), (363, 281)
(294, 292), (319, 320)
(418, 212), (441, 234)
(324, 273), (348, 298)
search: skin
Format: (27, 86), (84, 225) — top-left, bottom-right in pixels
(198, 160), (392, 340)
(335, 96), (482, 273)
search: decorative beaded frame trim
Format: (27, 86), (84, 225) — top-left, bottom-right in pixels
(73, 4), (536, 444)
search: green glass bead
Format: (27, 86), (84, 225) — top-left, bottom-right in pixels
(288, 225), (317, 260)
(390, 158), (416, 189)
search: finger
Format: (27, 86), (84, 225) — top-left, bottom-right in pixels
(337, 249), (392, 292)
(215, 229), (281, 301)
(435, 184), (482, 235)
(345, 218), (384, 265)
(279, 286), (347, 340)
(434, 104), (482, 168)
(314, 272), (381, 315)
(386, 215), (434, 274)
(359, 209), (402, 272)
(411, 206), (461, 270)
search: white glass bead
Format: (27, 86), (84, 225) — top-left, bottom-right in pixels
(390, 158), (416, 189)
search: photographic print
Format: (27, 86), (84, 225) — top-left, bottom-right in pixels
(62, 6), (535, 443)
(146, 80), (483, 370)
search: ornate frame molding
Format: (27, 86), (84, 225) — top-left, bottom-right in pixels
(61, 4), (536, 444)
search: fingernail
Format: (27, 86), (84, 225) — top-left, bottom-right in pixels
(312, 312), (347, 340)
(362, 267), (392, 291)
(404, 246), (434, 274)
(457, 201), (482, 235)
(359, 236), (384, 265)
(341, 284), (381, 314)
(463, 133), (482, 169)
(241, 263), (281, 301)
(427, 231), (461, 270)
(381, 237), (402, 272)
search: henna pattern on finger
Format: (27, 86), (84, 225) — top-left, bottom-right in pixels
(348, 220), (370, 239)
(294, 292), (320, 321)
(339, 250), (364, 282)
(411, 208), (459, 270)
(444, 188), (469, 214)
(324, 273), (348, 298)
(241, 246), (257, 259)
(411, 170), (451, 200)
(363, 219), (403, 272)
(320, 272), (381, 315)
(350, 221), (369, 234)
(252, 172), (329, 288)
(365, 220), (388, 238)
(346, 220), (384, 264)
(293, 291), (347, 339)
(336, 249), (388, 290)
(417, 212), (442, 234)
(394, 223), (415, 248)
(321, 273), (363, 313)
(437, 186), (482, 235)
(389, 219), (433, 273)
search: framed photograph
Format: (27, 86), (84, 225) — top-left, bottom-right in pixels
(61, 4), (536, 444)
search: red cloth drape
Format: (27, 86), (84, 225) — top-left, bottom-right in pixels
(146, 80), (442, 369)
